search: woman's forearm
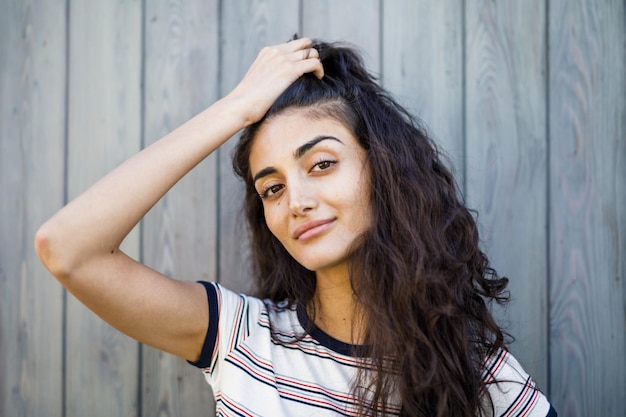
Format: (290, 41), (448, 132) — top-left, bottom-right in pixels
(35, 37), (323, 281)
(35, 97), (246, 278)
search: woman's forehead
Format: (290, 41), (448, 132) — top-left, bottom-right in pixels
(254, 110), (353, 146)
(248, 111), (362, 170)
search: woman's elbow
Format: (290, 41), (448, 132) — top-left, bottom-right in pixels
(34, 222), (72, 281)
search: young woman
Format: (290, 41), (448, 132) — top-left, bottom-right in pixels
(36, 38), (556, 416)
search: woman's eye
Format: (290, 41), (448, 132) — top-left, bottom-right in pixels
(260, 184), (283, 199)
(312, 160), (336, 172)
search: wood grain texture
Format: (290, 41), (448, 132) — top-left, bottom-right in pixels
(465, 0), (549, 389)
(302, 0), (381, 73)
(65, 1), (142, 416)
(549, 0), (626, 415)
(381, 0), (464, 184)
(1, 2), (625, 415)
(0, 0), (66, 416)
(141, 0), (219, 414)
(218, 0), (300, 294)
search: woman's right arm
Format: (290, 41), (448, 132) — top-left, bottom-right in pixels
(34, 38), (323, 362)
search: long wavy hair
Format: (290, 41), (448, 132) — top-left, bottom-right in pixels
(233, 41), (510, 417)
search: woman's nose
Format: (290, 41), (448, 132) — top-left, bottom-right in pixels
(287, 183), (317, 216)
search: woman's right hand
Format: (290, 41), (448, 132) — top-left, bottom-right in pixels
(225, 37), (324, 126)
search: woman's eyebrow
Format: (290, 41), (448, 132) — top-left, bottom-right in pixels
(253, 167), (276, 184)
(294, 135), (343, 159)
(253, 136), (344, 184)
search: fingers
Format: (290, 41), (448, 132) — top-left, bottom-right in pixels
(227, 37), (325, 124)
(293, 48), (323, 79)
(258, 38), (323, 80)
(312, 65), (324, 80)
(305, 47), (324, 79)
(283, 36), (314, 51)
(285, 46), (319, 63)
(283, 38), (323, 79)
(277, 38), (317, 61)
(307, 50), (324, 79)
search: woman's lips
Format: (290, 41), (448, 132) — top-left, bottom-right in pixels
(292, 218), (335, 241)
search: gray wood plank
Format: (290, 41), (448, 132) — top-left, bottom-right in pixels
(141, 0), (219, 414)
(548, 0), (626, 415)
(0, 1), (66, 416)
(381, 0), (464, 186)
(218, 0), (300, 294)
(65, 1), (142, 415)
(302, 0), (381, 73)
(465, 0), (549, 389)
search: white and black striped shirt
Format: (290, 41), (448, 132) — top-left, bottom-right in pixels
(190, 282), (556, 417)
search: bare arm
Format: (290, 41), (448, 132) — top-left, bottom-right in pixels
(35, 38), (323, 361)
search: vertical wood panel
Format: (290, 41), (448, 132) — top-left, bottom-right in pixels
(381, 0), (464, 183)
(302, 0), (381, 73)
(549, 0), (626, 415)
(218, 0), (300, 294)
(66, 1), (142, 415)
(465, 0), (549, 389)
(0, 0), (65, 416)
(141, 0), (219, 415)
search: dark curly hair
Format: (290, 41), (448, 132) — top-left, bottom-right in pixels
(233, 41), (510, 417)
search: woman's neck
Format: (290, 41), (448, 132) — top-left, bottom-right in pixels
(311, 265), (364, 345)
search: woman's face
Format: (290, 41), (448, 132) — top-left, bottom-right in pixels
(248, 109), (371, 274)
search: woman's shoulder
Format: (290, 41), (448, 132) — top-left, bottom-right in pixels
(483, 348), (557, 416)
(202, 282), (298, 328)
(207, 282), (292, 311)
(199, 281), (262, 307)
(483, 348), (524, 381)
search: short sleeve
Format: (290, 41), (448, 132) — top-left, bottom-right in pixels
(187, 282), (266, 378)
(187, 281), (219, 369)
(483, 349), (557, 416)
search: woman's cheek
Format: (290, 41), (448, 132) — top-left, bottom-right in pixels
(264, 207), (283, 240)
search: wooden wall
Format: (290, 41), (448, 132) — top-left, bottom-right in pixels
(1, 0), (624, 416)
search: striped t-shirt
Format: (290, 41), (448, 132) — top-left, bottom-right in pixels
(190, 282), (556, 417)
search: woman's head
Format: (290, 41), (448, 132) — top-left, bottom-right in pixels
(233, 42), (374, 300)
(233, 41), (442, 298)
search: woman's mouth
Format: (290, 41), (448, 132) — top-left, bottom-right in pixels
(292, 218), (335, 241)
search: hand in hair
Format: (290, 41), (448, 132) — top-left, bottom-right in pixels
(226, 37), (324, 127)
